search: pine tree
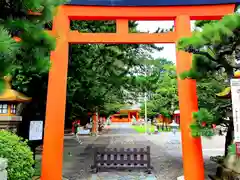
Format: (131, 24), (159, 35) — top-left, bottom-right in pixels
(177, 12), (240, 155)
(0, 0), (65, 91)
(0, 27), (19, 91)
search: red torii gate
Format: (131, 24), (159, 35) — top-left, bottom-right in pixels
(40, 2), (236, 180)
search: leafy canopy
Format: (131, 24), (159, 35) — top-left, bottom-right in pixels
(176, 13), (240, 137)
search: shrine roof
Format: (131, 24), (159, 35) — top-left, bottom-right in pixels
(0, 90), (32, 102)
(174, 110), (180, 114)
(67, 0), (240, 6)
(0, 76), (31, 102)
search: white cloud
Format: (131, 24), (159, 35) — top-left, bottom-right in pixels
(136, 21), (196, 63)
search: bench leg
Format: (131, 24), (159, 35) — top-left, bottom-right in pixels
(93, 168), (98, 173)
(145, 168), (151, 174)
(90, 165), (98, 173)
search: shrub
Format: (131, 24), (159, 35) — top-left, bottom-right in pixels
(0, 130), (34, 180)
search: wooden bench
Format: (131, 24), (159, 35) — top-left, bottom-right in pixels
(91, 146), (152, 174)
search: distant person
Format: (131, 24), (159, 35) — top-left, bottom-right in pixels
(132, 116), (136, 125)
(72, 119), (82, 144)
(106, 116), (111, 125)
(72, 120), (80, 134)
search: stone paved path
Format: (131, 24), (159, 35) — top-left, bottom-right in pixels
(63, 123), (159, 179)
(62, 123), (219, 179)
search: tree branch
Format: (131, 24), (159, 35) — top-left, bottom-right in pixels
(193, 50), (217, 63)
(186, 46), (236, 71)
(219, 103), (232, 109)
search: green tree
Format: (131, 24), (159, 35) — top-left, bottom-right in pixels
(0, 0), (66, 144)
(139, 60), (227, 132)
(0, 27), (19, 92)
(66, 20), (163, 123)
(139, 61), (178, 119)
(12, 20), (163, 129)
(0, 0), (65, 91)
(177, 13), (240, 155)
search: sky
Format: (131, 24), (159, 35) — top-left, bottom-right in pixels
(136, 21), (196, 63)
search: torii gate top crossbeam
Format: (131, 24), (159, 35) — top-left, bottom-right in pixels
(64, 4), (235, 20)
(47, 4), (236, 43)
(68, 0), (240, 6)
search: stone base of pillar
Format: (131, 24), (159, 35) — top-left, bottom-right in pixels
(33, 176), (69, 180)
(177, 175), (184, 180)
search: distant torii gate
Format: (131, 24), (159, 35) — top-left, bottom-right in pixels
(41, 2), (236, 180)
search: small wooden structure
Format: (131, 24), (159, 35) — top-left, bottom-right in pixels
(91, 146), (151, 173)
(111, 105), (140, 123)
(173, 110), (180, 124)
(156, 114), (172, 126)
(0, 76), (31, 130)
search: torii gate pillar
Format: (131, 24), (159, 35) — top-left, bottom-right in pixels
(175, 15), (204, 179)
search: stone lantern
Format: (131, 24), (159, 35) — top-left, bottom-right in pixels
(0, 76), (31, 132)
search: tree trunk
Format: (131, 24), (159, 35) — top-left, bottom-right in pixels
(162, 118), (164, 131)
(225, 120), (234, 157)
(224, 73), (234, 157)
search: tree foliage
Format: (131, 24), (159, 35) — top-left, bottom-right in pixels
(67, 20), (162, 121)
(177, 12), (240, 154)
(7, 19), (163, 129)
(139, 60), (178, 118)
(0, 0), (66, 93)
(0, 130), (34, 180)
(178, 14), (240, 79)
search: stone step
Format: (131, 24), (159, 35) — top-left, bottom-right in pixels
(32, 176), (69, 180)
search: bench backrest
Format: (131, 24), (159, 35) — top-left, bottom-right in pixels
(93, 146), (151, 168)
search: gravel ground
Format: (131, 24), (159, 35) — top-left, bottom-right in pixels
(61, 123), (222, 180)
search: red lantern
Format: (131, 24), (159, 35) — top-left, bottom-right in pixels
(212, 124), (216, 129)
(236, 142), (240, 156)
(201, 122), (206, 127)
(72, 121), (77, 133)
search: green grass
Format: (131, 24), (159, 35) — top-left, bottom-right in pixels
(132, 125), (180, 133)
(132, 125), (156, 133)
